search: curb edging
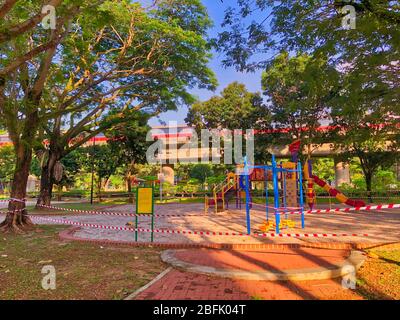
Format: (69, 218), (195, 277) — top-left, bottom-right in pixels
(161, 250), (366, 281)
(124, 267), (173, 300)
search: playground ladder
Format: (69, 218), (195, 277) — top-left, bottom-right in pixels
(210, 174), (238, 213)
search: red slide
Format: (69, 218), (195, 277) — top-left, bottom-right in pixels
(312, 175), (366, 207)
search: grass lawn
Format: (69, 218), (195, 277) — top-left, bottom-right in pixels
(156, 197), (204, 204)
(5, 201), (132, 215)
(356, 248), (400, 300)
(49, 202), (124, 211)
(0, 224), (399, 300)
(0, 225), (164, 300)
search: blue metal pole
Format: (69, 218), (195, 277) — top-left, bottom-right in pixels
(265, 169), (269, 222)
(282, 164), (288, 222)
(244, 157), (251, 235)
(298, 161), (305, 229)
(272, 155), (280, 234)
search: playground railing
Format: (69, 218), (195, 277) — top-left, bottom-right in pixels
(204, 196), (209, 214)
(211, 175), (237, 213)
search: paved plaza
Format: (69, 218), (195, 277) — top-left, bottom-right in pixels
(4, 202), (398, 245)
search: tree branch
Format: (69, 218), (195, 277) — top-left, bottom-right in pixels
(0, 0), (17, 19)
(0, 34), (63, 77)
(0, 0), (63, 44)
(63, 102), (147, 155)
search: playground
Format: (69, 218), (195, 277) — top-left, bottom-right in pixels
(2, 143), (399, 300)
(24, 204), (400, 247)
(1, 0), (399, 304)
(2, 197), (399, 300)
(24, 150), (400, 247)
(2, 159), (400, 301)
(26, 202), (400, 246)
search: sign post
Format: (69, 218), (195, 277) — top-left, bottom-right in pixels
(135, 186), (155, 242)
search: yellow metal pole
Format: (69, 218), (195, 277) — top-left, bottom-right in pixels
(214, 186), (217, 214)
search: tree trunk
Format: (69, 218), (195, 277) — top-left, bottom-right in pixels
(97, 177), (102, 202)
(365, 172), (373, 204)
(126, 161), (135, 201)
(127, 178), (132, 193)
(36, 149), (60, 207)
(0, 144), (34, 233)
(57, 185), (62, 201)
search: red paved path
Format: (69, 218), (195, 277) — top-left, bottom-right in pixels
(134, 269), (362, 300)
(134, 248), (363, 300)
(173, 248), (350, 271)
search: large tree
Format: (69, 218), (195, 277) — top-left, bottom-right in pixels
(218, 1), (399, 75)
(0, 0), (98, 232)
(217, 0), (399, 120)
(0, 0), (216, 232)
(35, 0), (215, 207)
(262, 52), (340, 158)
(328, 69), (400, 198)
(186, 82), (271, 162)
(217, 0), (399, 179)
(106, 112), (150, 194)
(186, 82), (269, 130)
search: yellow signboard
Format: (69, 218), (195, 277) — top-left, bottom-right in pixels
(136, 187), (154, 215)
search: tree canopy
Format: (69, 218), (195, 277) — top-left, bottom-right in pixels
(186, 82), (272, 163)
(217, 1), (399, 189)
(33, 0), (217, 206)
(0, 0), (217, 231)
(262, 52), (340, 152)
(217, 1), (399, 76)
(186, 82), (270, 131)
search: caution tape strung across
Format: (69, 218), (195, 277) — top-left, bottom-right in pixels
(30, 216), (369, 238)
(0, 209), (25, 213)
(37, 204), (139, 217)
(37, 204), (207, 218)
(0, 198), (26, 203)
(253, 233), (369, 238)
(31, 216), (136, 232)
(250, 202), (400, 215)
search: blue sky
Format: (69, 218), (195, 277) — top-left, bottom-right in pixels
(148, 0), (264, 126)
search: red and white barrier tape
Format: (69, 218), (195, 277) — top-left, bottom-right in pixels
(250, 202), (400, 215)
(0, 209), (25, 213)
(0, 198), (26, 203)
(253, 233), (369, 238)
(7, 203), (400, 219)
(31, 216), (136, 232)
(30, 216), (369, 238)
(37, 204), (139, 217)
(37, 204), (207, 218)
(316, 195), (400, 199)
(0, 208), (28, 214)
(251, 203), (304, 212)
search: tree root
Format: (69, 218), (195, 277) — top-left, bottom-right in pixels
(0, 212), (35, 234)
